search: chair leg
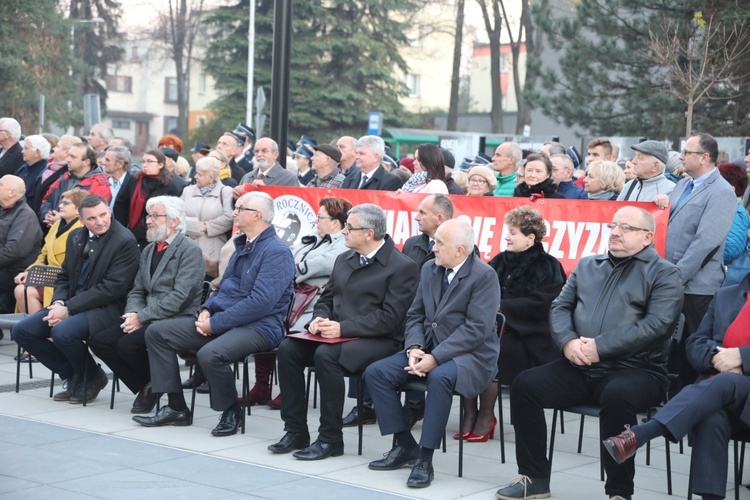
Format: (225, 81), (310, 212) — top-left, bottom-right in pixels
(49, 371), (55, 397)
(110, 375), (117, 409)
(362, 373), (365, 455)
(241, 357), (249, 434)
(313, 371), (318, 409)
(735, 439), (741, 500)
(190, 377), (198, 425)
(665, 438), (672, 495)
(15, 343), (22, 393)
(82, 363), (89, 407)
(497, 383), (505, 464)
(548, 409), (558, 474)
(559, 410), (565, 434)
(458, 395), (464, 478)
(577, 414), (585, 454)
(305, 369), (312, 407)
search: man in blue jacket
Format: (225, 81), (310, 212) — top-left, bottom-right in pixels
(134, 192), (295, 436)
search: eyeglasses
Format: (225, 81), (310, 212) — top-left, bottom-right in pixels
(344, 224), (370, 232)
(468, 177), (488, 184)
(681, 150), (705, 157)
(234, 206), (259, 213)
(606, 223), (651, 233)
(316, 215), (333, 221)
(142, 159), (161, 164)
(59, 200), (74, 207)
(145, 213), (168, 220)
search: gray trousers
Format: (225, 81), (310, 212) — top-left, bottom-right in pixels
(145, 317), (272, 412)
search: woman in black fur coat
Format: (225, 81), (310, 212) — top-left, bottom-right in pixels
(513, 153), (565, 199)
(456, 205), (566, 442)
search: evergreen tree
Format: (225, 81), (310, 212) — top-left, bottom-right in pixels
(528, 0), (750, 140)
(202, 0), (426, 141)
(0, 0), (79, 131)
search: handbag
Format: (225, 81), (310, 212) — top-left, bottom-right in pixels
(288, 282), (320, 328)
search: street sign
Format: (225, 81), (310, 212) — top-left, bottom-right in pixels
(368, 112), (383, 136)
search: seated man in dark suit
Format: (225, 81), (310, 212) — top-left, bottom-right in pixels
(88, 196), (205, 414)
(134, 192), (294, 436)
(269, 203), (419, 460)
(365, 218), (500, 488)
(341, 135), (402, 191)
(13, 194), (141, 404)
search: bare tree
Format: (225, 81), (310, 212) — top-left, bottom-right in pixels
(447, 0), (465, 131)
(497, 0), (547, 134)
(644, 13), (750, 137)
(476, 0), (504, 133)
(157, 0), (206, 137)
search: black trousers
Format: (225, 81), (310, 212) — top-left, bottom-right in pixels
(511, 358), (665, 498)
(88, 323), (150, 394)
(670, 293), (713, 391)
(278, 338), (346, 444)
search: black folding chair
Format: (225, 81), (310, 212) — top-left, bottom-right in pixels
(0, 265), (62, 393)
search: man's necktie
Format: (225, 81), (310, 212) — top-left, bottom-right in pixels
(671, 180), (694, 213)
(441, 268), (453, 298)
(358, 175), (369, 189)
(156, 241), (169, 252)
(427, 240), (435, 253)
(359, 255), (369, 267)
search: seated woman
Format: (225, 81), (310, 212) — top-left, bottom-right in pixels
(457, 206), (566, 442)
(242, 196), (353, 409)
(181, 157), (234, 279)
(399, 144), (449, 194)
(466, 165), (497, 196)
(13, 188), (87, 314)
(513, 153), (563, 199)
(584, 160), (625, 200)
(128, 149), (182, 249)
(604, 273), (750, 500)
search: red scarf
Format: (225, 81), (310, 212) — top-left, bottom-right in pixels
(128, 173), (160, 229)
(723, 294), (750, 348)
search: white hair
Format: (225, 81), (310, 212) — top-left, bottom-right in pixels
(238, 191), (274, 223)
(356, 135), (385, 159)
(0, 118), (21, 141)
(147, 196), (186, 232)
(24, 135), (51, 160)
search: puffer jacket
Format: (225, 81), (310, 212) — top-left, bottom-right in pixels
(550, 245), (684, 387)
(723, 202), (750, 263)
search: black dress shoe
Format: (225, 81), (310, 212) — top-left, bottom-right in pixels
(133, 405), (191, 427)
(196, 381), (210, 394)
(131, 384), (159, 414)
(342, 403), (376, 427)
(268, 432), (311, 453)
(211, 406), (242, 436)
(406, 459), (434, 488)
(292, 440), (344, 460)
(369, 444), (419, 470)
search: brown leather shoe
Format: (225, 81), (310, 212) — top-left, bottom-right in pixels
(602, 425), (638, 464)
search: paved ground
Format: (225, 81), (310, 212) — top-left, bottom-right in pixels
(0, 335), (746, 499)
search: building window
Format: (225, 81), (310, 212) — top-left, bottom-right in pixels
(405, 73), (420, 98)
(198, 74), (207, 95)
(196, 115), (207, 127)
(105, 75), (132, 93)
(112, 119), (130, 129)
(407, 24), (426, 47)
(164, 116), (178, 135)
(164, 77), (178, 103)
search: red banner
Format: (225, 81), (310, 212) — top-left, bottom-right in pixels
(257, 186), (668, 276)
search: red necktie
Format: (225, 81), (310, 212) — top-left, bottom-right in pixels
(156, 242), (169, 252)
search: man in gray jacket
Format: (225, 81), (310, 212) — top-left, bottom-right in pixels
(654, 132), (737, 389)
(495, 206), (684, 500)
(617, 140), (675, 202)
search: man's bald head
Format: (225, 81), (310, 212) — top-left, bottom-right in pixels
(0, 175), (26, 207)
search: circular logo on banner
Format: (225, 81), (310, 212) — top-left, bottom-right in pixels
(273, 195), (317, 247)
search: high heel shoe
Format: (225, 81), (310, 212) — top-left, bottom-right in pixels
(453, 431), (471, 440)
(466, 417), (497, 442)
